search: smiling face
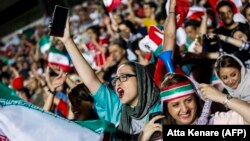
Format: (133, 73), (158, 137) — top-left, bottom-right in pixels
(167, 94), (197, 125)
(115, 64), (138, 107)
(219, 67), (241, 89)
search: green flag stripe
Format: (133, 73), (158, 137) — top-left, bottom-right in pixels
(0, 82), (20, 100)
(160, 84), (193, 98)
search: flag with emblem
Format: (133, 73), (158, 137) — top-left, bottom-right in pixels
(48, 46), (74, 72)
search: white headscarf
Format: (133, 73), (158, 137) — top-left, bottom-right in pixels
(214, 54), (250, 103)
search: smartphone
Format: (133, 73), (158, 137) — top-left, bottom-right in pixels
(49, 5), (69, 37)
(149, 112), (163, 141)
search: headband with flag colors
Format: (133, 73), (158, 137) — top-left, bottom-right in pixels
(160, 81), (195, 103)
(159, 75), (212, 125)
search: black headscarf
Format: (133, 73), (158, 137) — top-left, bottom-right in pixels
(116, 62), (160, 140)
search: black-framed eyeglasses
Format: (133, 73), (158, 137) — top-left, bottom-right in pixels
(111, 74), (136, 86)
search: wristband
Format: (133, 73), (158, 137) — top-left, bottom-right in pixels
(48, 89), (56, 95)
(224, 36), (229, 43)
(223, 95), (233, 108)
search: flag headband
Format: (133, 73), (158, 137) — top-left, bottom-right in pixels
(160, 81), (195, 102)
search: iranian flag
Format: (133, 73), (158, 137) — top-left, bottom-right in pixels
(39, 35), (51, 54)
(48, 46), (74, 72)
(0, 82), (103, 141)
(103, 0), (121, 12)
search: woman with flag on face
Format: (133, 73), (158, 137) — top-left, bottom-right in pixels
(55, 6), (161, 141)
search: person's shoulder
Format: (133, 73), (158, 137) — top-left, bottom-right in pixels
(237, 22), (248, 27)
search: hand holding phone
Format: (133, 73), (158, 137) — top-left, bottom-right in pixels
(49, 5), (69, 37)
(149, 112), (163, 141)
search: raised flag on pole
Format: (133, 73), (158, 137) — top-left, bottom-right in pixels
(103, 0), (121, 12)
(0, 82), (103, 141)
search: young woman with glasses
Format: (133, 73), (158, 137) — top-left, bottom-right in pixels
(56, 16), (161, 140)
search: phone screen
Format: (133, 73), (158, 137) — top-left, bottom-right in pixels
(49, 5), (69, 37)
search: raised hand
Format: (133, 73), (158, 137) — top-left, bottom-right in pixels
(49, 67), (67, 90)
(31, 64), (46, 86)
(199, 83), (225, 103)
(57, 17), (71, 44)
(50, 65), (61, 75)
(138, 115), (164, 141)
(169, 0), (176, 12)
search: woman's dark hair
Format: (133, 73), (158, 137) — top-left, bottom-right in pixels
(118, 61), (136, 74)
(231, 25), (250, 40)
(118, 20), (137, 34)
(160, 74), (203, 125)
(110, 38), (127, 49)
(215, 56), (241, 78)
(143, 1), (157, 12)
(242, 3), (250, 17)
(68, 83), (93, 102)
(216, 0), (234, 13)
(86, 25), (101, 38)
(110, 38), (128, 57)
(18, 87), (31, 99)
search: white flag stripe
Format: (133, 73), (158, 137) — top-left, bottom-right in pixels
(48, 52), (70, 66)
(40, 43), (51, 54)
(0, 104), (102, 141)
(161, 89), (195, 101)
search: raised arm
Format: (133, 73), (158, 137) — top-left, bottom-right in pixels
(158, 0), (176, 73)
(217, 34), (246, 48)
(127, 0), (143, 25)
(199, 83), (250, 124)
(199, 11), (208, 36)
(163, 0), (176, 52)
(57, 18), (101, 93)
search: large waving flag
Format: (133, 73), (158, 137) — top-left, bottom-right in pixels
(103, 0), (121, 12)
(0, 82), (104, 141)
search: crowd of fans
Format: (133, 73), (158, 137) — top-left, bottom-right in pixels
(1, 0), (250, 140)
